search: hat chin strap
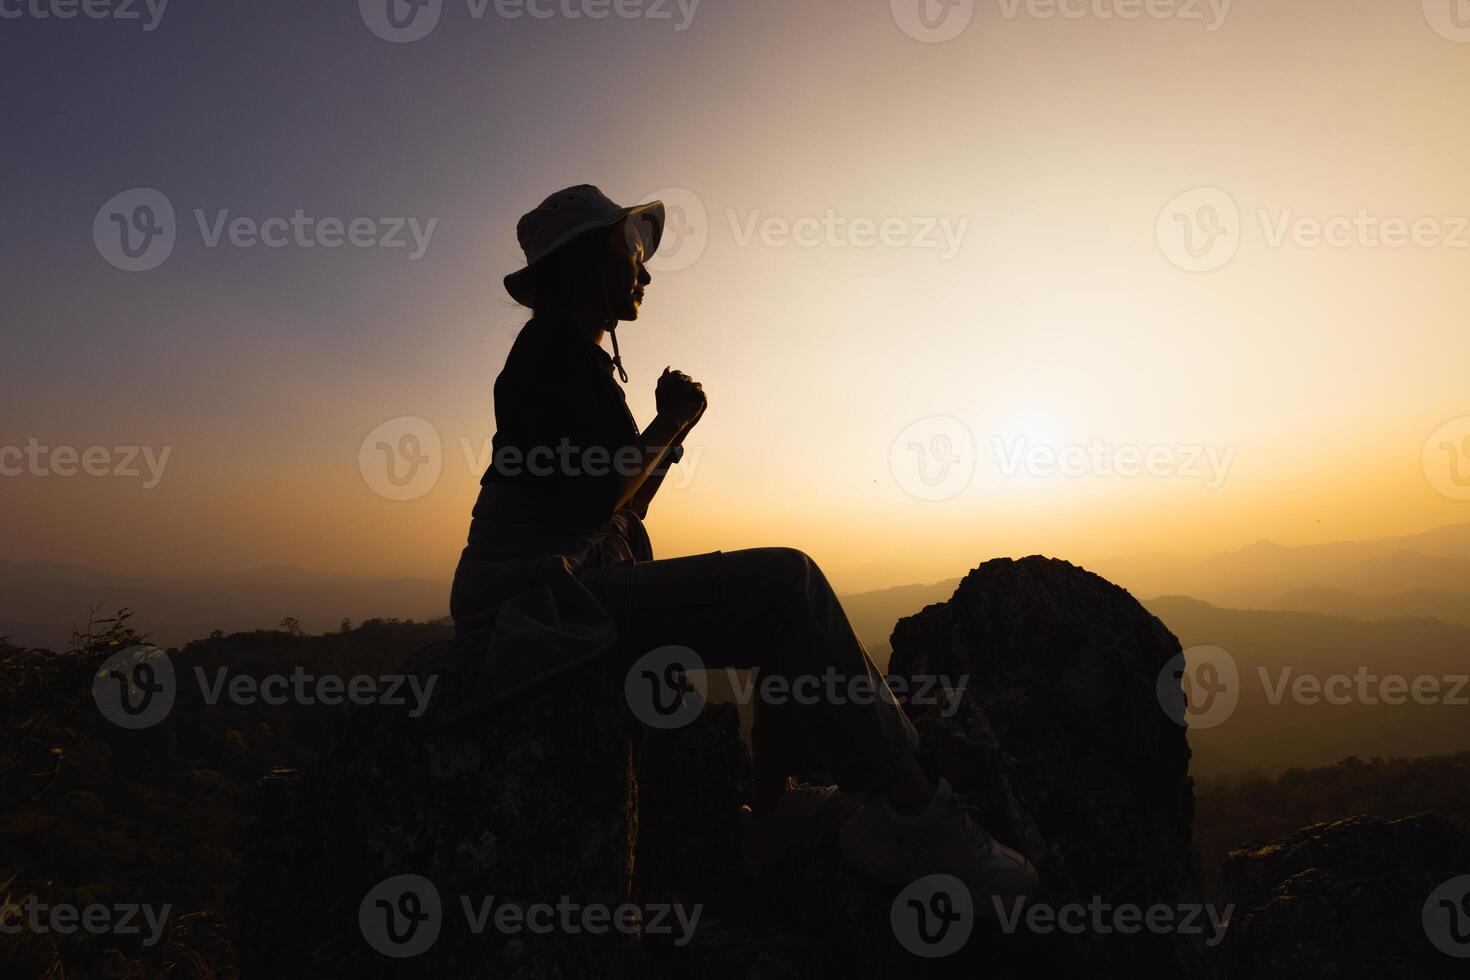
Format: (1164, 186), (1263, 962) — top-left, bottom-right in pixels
(607, 322), (630, 384)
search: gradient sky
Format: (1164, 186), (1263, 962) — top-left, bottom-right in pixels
(4, 0), (1470, 594)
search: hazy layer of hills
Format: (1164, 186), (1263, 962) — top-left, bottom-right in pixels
(6, 524), (1470, 779)
(8, 522), (1468, 655)
(1094, 521), (1470, 609)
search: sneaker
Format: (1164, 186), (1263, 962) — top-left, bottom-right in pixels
(839, 778), (1038, 904)
(741, 782), (864, 864)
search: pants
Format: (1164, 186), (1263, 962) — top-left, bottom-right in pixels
(577, 547), (920, 794)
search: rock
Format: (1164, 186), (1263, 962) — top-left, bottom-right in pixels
(239, 639), (648, 978)
(238, 556), (1216, 977)
(657, 555), (1214, 978)
(1218, 813), (1470, 979)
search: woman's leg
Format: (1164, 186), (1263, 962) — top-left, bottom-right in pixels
(578, 547), (921, 806)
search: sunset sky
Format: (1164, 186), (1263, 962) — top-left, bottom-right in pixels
(4, 1), (1470, 594)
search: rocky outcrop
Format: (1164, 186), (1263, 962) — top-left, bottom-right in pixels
(883, 556), (1211, 978)
(238, 555), (1470, 978)
(1218, 814), (1470, 979)
(238, 644), (648, 977)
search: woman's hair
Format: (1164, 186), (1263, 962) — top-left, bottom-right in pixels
(521, 224), (620, 315)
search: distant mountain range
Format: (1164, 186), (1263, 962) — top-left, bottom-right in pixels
(7, 521), (1469, 666)
(1093, 521), (1470, 608)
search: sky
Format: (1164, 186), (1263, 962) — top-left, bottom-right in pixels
(4, 0), (1470, 594)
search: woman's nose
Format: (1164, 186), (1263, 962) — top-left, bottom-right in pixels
(638, 264), (652, 286)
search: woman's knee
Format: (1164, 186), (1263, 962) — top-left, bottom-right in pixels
(737, 547), (834, 605)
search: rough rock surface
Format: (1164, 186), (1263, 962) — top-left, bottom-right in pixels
(238, 555), (1465, 977)
(238, 643), (647, 977)
(1218, 813), (1470, 979)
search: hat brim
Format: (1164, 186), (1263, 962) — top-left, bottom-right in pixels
(504, 200), (665, 307)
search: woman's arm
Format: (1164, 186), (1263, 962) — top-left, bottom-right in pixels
(613, 370), (704, 515)
(609, 411), (689, 514)
(626, 402), (702, 518)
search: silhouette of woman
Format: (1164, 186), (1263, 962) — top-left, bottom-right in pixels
(450, 185), (1036, 898)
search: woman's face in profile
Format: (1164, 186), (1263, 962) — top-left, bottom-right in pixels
(601, 220), (653, 323)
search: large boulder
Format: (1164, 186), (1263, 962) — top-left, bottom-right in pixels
(674, 555), (1213, 978)
(885, 555), (1210, 977)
